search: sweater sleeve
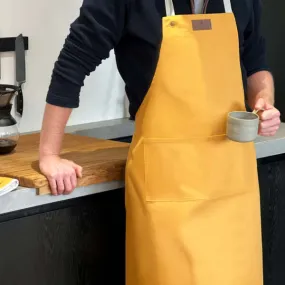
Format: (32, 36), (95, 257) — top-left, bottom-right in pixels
(46, 0), (127, 108)
(242, 0), (270, 77)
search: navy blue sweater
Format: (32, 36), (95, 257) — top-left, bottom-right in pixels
(46, 0), (269, 119)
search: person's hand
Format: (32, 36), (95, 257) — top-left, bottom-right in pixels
(39, 155), (83, 195)
(254, 98), (281, 136)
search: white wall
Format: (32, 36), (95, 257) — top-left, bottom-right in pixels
(0, 0), (127, 133)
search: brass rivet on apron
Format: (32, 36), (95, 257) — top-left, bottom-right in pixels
(169, 21), (176, 27)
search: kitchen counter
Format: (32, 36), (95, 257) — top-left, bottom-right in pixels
(0, 181), (124, 216)
(255, 123), (285, 158)
(72, 118), (285, 159)
(1, 120), (285, 216)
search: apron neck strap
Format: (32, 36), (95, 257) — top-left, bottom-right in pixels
(165, 0), (175, 16)
(164, 0), (233, 16)
(223, 0), (233, 13)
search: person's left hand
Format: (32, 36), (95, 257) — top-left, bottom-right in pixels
(254, 98), (281, 137)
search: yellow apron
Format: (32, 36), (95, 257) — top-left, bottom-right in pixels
(125, 0), (263, 284)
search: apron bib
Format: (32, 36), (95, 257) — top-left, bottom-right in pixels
(125, 0), (263, 284)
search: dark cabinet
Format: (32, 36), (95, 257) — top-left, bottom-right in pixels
(258, 155), (285, 285)
(0, 189), (126, 285)
(261, 0), (285, 121)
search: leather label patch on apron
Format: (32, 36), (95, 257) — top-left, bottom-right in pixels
(192, 19), (212, 31)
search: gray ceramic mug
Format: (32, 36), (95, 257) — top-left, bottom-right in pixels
(226, 111), (259, 143)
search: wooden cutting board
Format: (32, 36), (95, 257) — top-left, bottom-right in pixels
(0, 133), (129, 195)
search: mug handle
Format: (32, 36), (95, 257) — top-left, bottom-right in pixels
(252, 108), (264, 115)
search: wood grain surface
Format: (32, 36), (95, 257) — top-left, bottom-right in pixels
(0, 133), (129, 195)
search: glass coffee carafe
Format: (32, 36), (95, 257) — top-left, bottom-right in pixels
(0, 85), (19, 154)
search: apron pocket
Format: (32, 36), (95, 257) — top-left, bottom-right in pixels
(144, 136), (257, 202)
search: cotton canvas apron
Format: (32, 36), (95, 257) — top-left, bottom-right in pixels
(125, 0), (263, 284)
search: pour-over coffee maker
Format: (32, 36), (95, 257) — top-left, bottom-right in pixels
(0, 85), (19, 154)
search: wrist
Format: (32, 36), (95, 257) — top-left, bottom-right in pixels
(247, 71), (275, 108)
(257, 93), (274, 105)
(39, 130), (63, 160)
(248, 94), (274, 111)
(39, 138), (61, 160)
(39, 152), (59, 161)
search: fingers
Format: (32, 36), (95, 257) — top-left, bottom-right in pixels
(254, 97), (273, 111)
(254, 98), (265, 110)
(258, 108), (281, 137)
(260, 109), (280, 121)
(48, 178), (57, 196)
(74, 164), (83, 178)
(63, 176), (73, 195)
(70, 172), (77, 189)
(260, 132), (278, 137)
(58, 169), (77, 195)
(259, 126), (280, 136)
(260, 116), (280, 129)
(48, 168), (78, 196)
(65, 160), (83, 178)
(56, 177), (65, 195)
(41, 157), (82, 196)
